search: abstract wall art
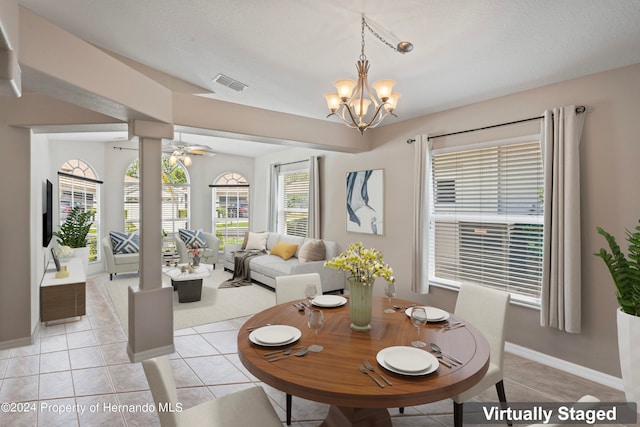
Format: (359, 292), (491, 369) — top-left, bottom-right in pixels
(346, 169), (384, 235)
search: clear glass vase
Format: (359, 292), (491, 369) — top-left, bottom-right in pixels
(348, 276), (373, 331)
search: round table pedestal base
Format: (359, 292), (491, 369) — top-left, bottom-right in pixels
(320, 405), (391, 427)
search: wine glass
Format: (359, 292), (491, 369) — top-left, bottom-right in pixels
(384, 282), (396, 314)
(307, 308), (325, 352)
(411, 307), (427, 348)
(304, 283), (318, 307)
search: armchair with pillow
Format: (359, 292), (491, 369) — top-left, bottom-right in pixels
(175, 229), (220, 267)
(103, 231), (140, 280)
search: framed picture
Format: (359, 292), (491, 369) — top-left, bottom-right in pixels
(346, 169), (384, 235)
(50, 247), (61, 272)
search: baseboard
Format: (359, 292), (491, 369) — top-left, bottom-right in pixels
(506, 342), (623, 391)
(0, 324), (40, 351)
(127, 344), (175, 363)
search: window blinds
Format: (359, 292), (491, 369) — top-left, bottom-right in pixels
(430, 140), (544, 304)
(58, 171), (100, 262)
(276, 162), (310, 237)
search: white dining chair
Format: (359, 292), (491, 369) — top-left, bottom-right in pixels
(452, 283), (511, 427)
(142, 355), (282, 427)
(275, 272), (321, 304)
(274, 272), (322, 424)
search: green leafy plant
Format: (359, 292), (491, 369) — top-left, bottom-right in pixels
(53, 206), (95, 248)
(595, 221), (640, 316)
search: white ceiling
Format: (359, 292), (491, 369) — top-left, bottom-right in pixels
(19, 0), (640, 155)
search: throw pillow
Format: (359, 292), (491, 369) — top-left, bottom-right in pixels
(178, 229), (208, 248)
(109, 231), (140, 254)
(244, 232), (269, 250)
(298, 239), (326, 263)
(270, 242), (299, 260)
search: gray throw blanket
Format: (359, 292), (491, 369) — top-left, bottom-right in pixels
(221, 250), (266, 288)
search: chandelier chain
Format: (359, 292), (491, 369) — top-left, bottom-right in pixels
(362, 16), (401, 54)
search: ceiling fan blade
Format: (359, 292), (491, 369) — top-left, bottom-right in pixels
(187, 148), (216, 157)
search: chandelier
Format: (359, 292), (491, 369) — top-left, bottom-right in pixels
(325, 15), (412, 134)
(169, 150), (192, 167)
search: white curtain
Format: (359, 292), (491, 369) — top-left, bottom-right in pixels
(540, 106), (586, 333)
(307, 156), (320, 238)
(412, 135), (432, 293)
(268, 163), (279, 232)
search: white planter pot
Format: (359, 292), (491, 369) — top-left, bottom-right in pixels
(617, 307), (640, 411)
(72, 246), (90, 274)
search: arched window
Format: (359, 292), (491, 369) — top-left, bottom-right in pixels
(58, 159), (101, 262)
(124, 155), (190, 234)
(211, 172), (249, 250)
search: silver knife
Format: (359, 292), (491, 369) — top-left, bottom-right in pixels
(441, 351), (463, 365)
(436, 357), (452, 368)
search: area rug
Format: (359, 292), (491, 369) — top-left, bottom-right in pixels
(105, 268), (276, 332)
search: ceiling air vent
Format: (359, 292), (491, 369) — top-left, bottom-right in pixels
(213, 74), (248, 92)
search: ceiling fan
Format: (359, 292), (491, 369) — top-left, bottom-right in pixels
(162, 133), (216, 166)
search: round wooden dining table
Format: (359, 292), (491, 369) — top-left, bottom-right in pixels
(237, 296), (489, 427)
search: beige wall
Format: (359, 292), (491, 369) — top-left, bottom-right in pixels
(254, 63), (640, 377)
(0, 119), (32, 344)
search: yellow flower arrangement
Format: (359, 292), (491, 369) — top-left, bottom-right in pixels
(324, 241), (395, 284)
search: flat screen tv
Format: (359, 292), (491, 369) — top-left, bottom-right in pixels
(43, 179), (53, 247)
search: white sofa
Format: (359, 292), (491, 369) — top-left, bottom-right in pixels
(174, 231), (220, 266)
(102, 237), (139, 280)
(223, 233), (345, 294)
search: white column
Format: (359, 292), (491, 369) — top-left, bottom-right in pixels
(127, 120), (175, 362)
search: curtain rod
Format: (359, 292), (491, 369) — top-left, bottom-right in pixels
(407, 106), (586, 144)
(58, 171), (104, 184)
(275, 159), (309, 167)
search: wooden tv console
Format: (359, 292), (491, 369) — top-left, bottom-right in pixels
(40, 257), (86, 325)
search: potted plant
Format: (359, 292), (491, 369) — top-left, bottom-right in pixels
(54, 206), (94, 271)
(595, 221), (640, 410)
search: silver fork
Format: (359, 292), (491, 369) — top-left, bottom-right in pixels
(363, 360), (392, 385)
(358, 364), (385, 388)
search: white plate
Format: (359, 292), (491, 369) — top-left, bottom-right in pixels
(405, 306), (450, 322)
(249, 325), (301, 346)
(312, 295), (347, 307)
(376, 346), (439, 376)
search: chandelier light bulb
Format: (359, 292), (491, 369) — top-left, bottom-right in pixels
(183, 156), (192, 166)
(385, 92), (401, 112)
(352, 98), (371, 117)
(325, 93), (341, 111)
(372, 80), (395, 101)
(334, 79), (356, 100)
(169, 155), (177, 165)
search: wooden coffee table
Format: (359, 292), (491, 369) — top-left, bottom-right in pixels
(238, 297), (490, 427)
(162, 264), (213, 303)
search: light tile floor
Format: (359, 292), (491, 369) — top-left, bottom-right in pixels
(0, 272), (629, 427)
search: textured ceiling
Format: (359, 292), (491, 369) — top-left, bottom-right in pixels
(17, 0), (640, 151)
